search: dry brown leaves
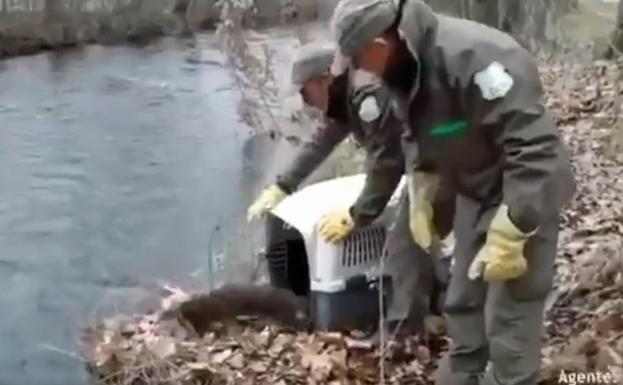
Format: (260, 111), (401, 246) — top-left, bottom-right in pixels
(83, 285), (448, 385)
(83, 60), (623, 385)
(540, 60), (623, 382)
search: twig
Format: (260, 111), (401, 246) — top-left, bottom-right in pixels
(249, 248), (267, 284)
(99, 366), (126, 385)
(608, 331), (623, 344)
(208, 223), (223, 290)
(606, 57), (623, 157)
(378, 242), (389, 385)
(608, 37), (623, 59)
(39, 343), (86, 363)
(216, 0), (283, 137)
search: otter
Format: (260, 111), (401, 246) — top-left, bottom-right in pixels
(165, 284), (309, 336)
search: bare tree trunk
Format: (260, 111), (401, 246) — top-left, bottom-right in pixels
(482, 0), (499, 28)
(44, 0), (64, 21)
(614, 0), (623, 54)
(498, 0), (520, 34)
(44, 0), (73, 46)
(467, 0), (499, 27)
(429, 0), (574, 50)
(172, 0), (193, 35)
(185, 0), (219, 31)
(458, 0), (470, 18)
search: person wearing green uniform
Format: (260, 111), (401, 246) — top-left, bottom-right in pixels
(329, 0), (576, 383)
(247, 41), (454, 341)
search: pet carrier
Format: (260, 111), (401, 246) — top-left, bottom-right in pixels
(265, 174), (406, 331)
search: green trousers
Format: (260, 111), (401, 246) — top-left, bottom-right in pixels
(435, 194), (559, 385)
(384, 187), (449, 326)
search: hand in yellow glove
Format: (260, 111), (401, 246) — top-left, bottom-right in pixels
(317, 209), (354, 243)
(468, 204), (533, 282)
(439, 231), (456, 257)
(246, 184), (287, 222)
(407, 171), (441, 252)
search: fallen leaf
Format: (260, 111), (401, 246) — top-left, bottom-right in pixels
(249, 361), (267, 373)
(211, 349), (233, 364)
(228, 352), (245, 369)
(145, 336), (176, 359)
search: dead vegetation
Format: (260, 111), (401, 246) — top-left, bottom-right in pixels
(0, 0), (176, 58)
(0, 0), (336, 59)
(215, 0), (283, 139)
(82, 285), (448, 385)
(0, 1), (191, 58)
(216, 0), (365, 182)
(538, 59), (623, 383)
(82, 59), (623, 385)
(26, 3), (622, 385)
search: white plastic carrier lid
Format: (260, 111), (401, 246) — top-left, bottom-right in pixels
(271, 174), (405, 240)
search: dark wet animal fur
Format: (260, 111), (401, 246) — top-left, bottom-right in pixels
(172, 284), (309, 336)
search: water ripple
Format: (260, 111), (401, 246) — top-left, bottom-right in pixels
(0, 36), (249, 385)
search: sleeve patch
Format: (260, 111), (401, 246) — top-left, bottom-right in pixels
(474, 61), (514, 101)
(358, 96), (381, 122)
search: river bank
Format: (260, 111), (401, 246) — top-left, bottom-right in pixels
(82, 57), (623, 385)
(0, 23), (367, 383)
(0, 12), (166, 58)
(0, 0), (338, 59)
(0, 33), (254, 385)
(2, 0), (617, 60)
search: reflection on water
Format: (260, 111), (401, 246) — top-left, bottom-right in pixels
(0, 35), (274, 385)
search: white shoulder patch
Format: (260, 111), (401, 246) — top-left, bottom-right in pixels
(359, 96), (381, 122)
(474, 61), (514, 101)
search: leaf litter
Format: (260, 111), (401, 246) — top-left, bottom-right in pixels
(82, 60), (623, 384)
(540, 59), (623, 384)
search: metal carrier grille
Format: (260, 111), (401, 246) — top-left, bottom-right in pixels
(267, 241), (289, 277)
(341, 227), (386, 267)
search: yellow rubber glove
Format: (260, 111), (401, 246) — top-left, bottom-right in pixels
(468, 204), (533, 282)
(317, 209), (355, 243)
(440, 231), (456, 256)
(407, 171), (441, 252)
(246, 184), (288, 222)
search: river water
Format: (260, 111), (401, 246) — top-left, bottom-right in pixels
(0, 34), (288, 385)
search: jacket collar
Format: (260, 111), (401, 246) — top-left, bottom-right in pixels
(396, 0), (439, 105)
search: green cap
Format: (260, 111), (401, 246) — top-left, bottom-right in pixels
(290, 42), (336, 90)
(330, 0), (399, 65)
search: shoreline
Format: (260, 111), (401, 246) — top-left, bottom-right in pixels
(0, 0), (338, 60)
(0, 28), (168, 60)
(0, 12), (176, 60)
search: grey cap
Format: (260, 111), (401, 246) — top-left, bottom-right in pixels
(290, 42), (336, 90)
(330, 0), (399, 58)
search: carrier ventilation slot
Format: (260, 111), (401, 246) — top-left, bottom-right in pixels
(341, 227), (386, 267)
(267, 242), (289, 275)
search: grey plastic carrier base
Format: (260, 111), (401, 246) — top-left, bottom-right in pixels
(310, 274), (393, 332)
